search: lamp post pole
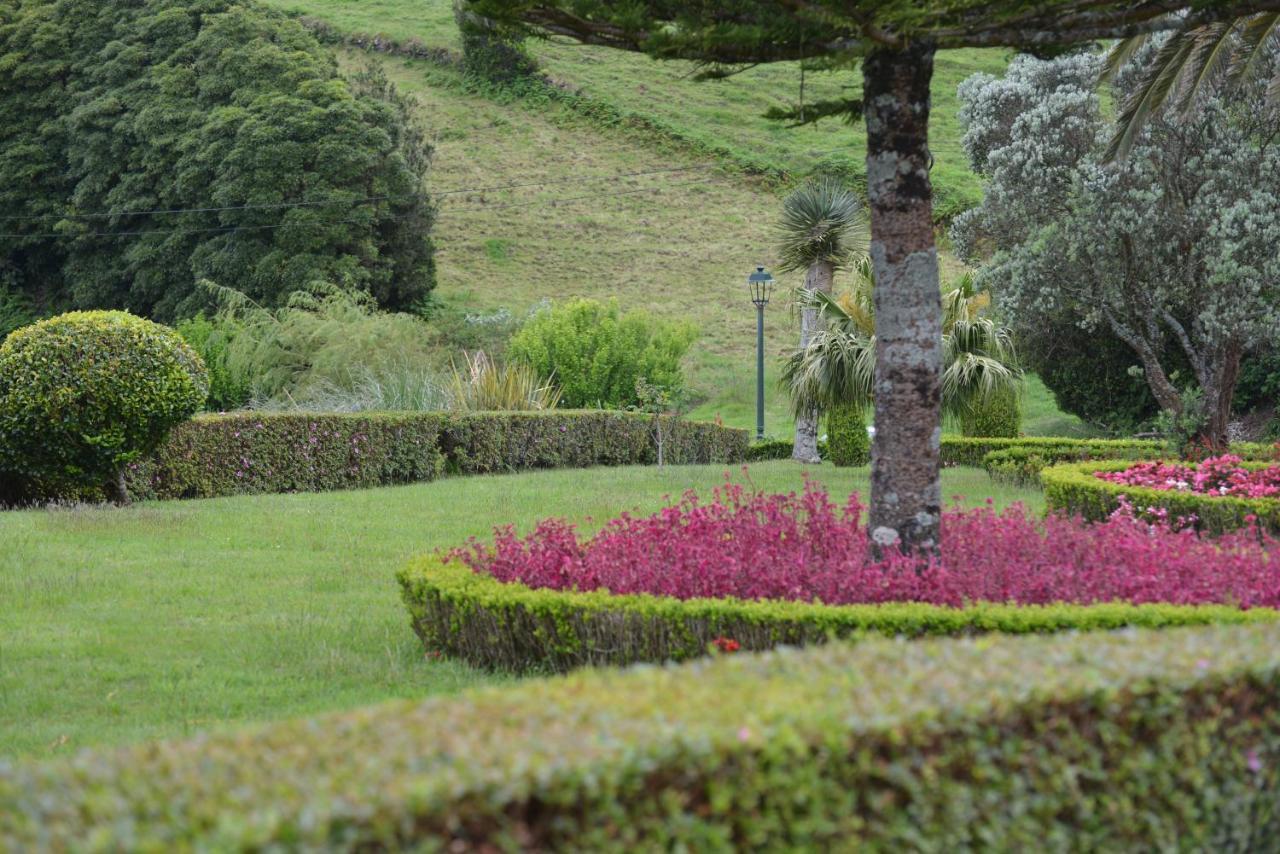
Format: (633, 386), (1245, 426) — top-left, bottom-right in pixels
(747, 266), (774, 442)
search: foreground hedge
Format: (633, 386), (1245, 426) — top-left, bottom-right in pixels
(1043, 460), (1280, 535)
(398, 558), (1277, 672)
(4, 623), (1280, 849)
(78, 410), (747, 501)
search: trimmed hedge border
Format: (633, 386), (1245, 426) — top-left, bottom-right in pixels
(945, 435), (1275, 469)
(985, 441), (1279, 487)
(397, 558), (1278, 673)
(1042, 460), (1280, 535)
(4, 623), (1280, 849)
(73, 410), (745, 502)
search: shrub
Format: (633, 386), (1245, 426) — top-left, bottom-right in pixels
(453, 0), (538, 84)
(1098, 455), (1280, 499)
(826, 403), (869, 466)
(116, 411), (747, 502)
(5, 623), (1280, 849)
(1043, 460), (1280, 535)
(959, 386), (1021, 437)
(176, 314), (251, 412)
(0, 311), (208, 502)
(402, 558), (1275, 672)
(444, 350), (560, 411)
(507, 298), (697, 409)
(449, 479), (1280, 612)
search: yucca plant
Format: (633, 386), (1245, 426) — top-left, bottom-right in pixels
(446, 350), (562, 411)
(1102, 13), (1280, 159)
(781, 272), (1022, 432)
(775, 177), (869, 462)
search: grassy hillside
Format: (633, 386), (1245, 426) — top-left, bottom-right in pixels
(263, 0), (1088, 437)
(264, 0), (1009, 216)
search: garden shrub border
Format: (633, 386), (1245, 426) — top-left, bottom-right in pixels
(1042, 460), (1280, 535)
(4, 622), (1280, 849)
(6, 410), (747, 504)
(397, 558), (1278, 673)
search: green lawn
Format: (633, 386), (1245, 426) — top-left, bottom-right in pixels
(0, 462), (1040, 759)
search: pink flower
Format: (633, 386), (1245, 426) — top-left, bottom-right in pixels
(737, 727), (752, 742)
(1247, 750), (1264, 774)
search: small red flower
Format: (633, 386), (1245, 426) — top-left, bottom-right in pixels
(712, 637), (740, 653)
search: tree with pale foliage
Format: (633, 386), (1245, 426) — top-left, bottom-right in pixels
(469, 0), (1280, 555)
(953, 49), (1280, 450)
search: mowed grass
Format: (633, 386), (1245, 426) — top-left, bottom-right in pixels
(0, 462), (1041, 759)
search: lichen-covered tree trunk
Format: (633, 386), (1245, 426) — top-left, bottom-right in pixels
(792, 259), (834, 463)
(862, 43), (943, 556)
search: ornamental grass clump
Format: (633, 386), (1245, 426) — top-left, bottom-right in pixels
(453, 478), (1280, 609)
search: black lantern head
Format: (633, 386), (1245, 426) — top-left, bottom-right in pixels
(748, 265), (774, 307)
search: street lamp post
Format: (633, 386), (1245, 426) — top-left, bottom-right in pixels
(747, 265), (774, 441)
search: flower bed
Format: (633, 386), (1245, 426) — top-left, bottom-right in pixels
(1044, 460), (1280, 535)
(1097, 455), (1280, 499)
(401, 480), (1280, 671)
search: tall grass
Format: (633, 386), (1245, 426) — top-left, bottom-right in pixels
(445, 350), (561, 411)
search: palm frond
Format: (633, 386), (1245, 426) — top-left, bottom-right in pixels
(1175, 21), (1240, 115)
(1100, 31), (1154, 85)
(1227, 13), (1280, 90)
(775, 176), (869, 273)
(1105, 28), (1200, 161)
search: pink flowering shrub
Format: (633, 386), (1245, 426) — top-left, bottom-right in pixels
(452, 478), (1280, 609)
(1097, 455), (1280, 499)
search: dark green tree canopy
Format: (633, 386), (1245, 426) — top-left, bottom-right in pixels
(0, 0), (435, 320)
(472, 2), (1280, 62)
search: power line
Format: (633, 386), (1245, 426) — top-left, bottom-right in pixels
(0, 143), (862, 223)
(0, 175), (726, 240)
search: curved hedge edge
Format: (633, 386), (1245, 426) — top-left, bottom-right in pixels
(1042, 460), (1280, 535)
(397, 557), (1280, 673)
(942, 435), (1275, 469)
(5, 623), (1280, 850)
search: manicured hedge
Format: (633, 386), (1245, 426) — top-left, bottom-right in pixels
(91, 411), (742, 502)
(942, 435), (1274, 471)
(398, 558), (1277, 672)
(4, 623), (1280, 849)
(984, 441), (1278, 487)
(1043, 460), (1280, 535)
(745, 438), (829, 462)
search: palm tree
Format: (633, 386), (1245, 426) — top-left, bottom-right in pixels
(775, 177), (869, 463)
(1103, 13), (1280, 159)
(781, 271), (1023, 430)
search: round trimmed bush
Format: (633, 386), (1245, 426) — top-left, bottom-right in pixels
(0, 311), (208, 502)
(826, 403), (869, 466)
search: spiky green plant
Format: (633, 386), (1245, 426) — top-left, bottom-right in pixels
(775, 177), (869, 275)
(446, 351), (562, 411)
(1102, 13), (1280, 159)
(781, 273), (1022, 421)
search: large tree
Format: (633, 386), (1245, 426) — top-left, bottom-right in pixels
(953, 49), (1280, 449)
(470, 0), (1280, 554)
(0, 0), (435, 321)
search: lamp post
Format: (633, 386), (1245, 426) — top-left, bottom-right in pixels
(747, 265), (774, 441)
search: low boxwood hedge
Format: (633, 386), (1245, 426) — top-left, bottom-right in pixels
(4, 623), (1279, 849)
(397, 558), (1278, 673)
(56, 410), (749, 502)
(1042, 460), (1280, 535)
(986, 442), (1278, 488)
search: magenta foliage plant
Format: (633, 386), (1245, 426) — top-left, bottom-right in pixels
(452, 476), (1280, 609)
(1098, 455), (1280, 499)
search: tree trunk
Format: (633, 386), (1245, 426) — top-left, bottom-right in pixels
(862, 43), (943, 557)
(109, 468), (131, 506)
(1199, 342), (1241, 451)
(792, 259), (834, 463)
